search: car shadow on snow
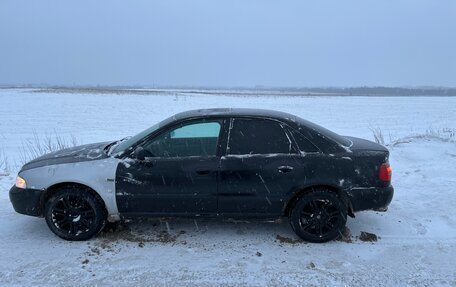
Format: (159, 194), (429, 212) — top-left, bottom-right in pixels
(98, 218), (303, 246)
(10, 213), (382, 248)
(95, 217), (380, 248)
(9, 213), (381, 251)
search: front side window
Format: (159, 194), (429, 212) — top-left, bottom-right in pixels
(227, 118), (294, 155)
(142, 121), (221, 157)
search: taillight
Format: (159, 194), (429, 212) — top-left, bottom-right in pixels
(379, 162), (392, 182)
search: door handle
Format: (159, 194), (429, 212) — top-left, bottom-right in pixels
(196, 170), (212, 175)
(278, 166), (294, 173)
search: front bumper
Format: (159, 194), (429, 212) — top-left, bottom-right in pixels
(347, 185), (394, 212)
(9, 185), (43, 217)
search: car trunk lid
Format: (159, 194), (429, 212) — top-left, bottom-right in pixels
(344, 136), (388, 152)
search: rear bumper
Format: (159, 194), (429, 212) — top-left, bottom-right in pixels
(347, 185), (394, 212)
(9, 185), (43, 217)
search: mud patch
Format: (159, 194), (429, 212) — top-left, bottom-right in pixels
(307, 262), (316, 269)
(275, 234), (302, 244)
(359, 231), (378, 242)
(98, 220), (185, 246)
(337, 226), (353, 243)
(79, 220), (187, 269)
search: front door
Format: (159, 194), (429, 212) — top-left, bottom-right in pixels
(116, 119), (224, 215)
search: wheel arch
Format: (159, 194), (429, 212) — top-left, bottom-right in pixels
(282, 184), (354, 218)
(40, 182), (108, 217)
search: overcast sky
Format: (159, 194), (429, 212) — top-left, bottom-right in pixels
(1, 0), (455, 87)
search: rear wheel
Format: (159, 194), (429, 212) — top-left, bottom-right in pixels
(290, 189), (347, 243)
(44, 187), (105, 241)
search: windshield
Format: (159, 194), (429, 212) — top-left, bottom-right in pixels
(110, 122), (161, 155)
(110, 114), (178, 155)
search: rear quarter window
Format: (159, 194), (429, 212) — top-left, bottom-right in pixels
(290, 130), (319, 153)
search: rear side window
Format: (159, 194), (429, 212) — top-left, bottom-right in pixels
(290, 130), (319, 153)
(227, 118), (294, 155)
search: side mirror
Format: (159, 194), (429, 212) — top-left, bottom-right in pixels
(133, 146), (146, 161)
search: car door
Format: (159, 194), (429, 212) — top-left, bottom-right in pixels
(116, 119), (226, 215)
(218, 117), (312, 216)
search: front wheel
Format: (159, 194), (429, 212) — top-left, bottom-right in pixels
(290, 189), (347, 243)
(44, 187), (105, 241)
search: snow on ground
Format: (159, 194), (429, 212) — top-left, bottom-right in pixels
(0, 88), (455, 286)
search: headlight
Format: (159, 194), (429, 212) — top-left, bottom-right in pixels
(15, 176), (27, 189)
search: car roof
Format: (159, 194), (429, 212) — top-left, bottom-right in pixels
(173, 108), (297, 121)
(171, 108), (351, 150)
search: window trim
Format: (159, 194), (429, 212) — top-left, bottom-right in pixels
(225, 117), (300, 156)
(125, 117), (226, 160)
(285, 126), (322, 155)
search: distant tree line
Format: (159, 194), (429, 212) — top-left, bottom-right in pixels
(2, 85), (456, 96)
(260, 87), (456, 97)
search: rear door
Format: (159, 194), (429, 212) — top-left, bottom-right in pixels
(218, 117), (304, 216)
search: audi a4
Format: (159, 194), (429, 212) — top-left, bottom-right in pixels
(10, 108), (393, 242)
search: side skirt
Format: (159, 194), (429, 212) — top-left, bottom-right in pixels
(120, 212), (285, 221)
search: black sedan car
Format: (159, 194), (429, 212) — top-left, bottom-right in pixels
(10, 108), (393, 242)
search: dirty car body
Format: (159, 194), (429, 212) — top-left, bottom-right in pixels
(10, 109), (393, 242)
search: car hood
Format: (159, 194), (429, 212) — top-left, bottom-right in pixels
(344, 136), (389, 152)
(20, 141), (111, 172)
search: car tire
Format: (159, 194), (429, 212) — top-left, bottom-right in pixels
(290, 189), (347, 243)
(44, 187), (105, 241)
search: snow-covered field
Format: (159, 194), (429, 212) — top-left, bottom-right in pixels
(0, 88), (455, 286)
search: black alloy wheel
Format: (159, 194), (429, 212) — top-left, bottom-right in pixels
(290, 189), (347, 243)
(44, 187), (105, 241)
